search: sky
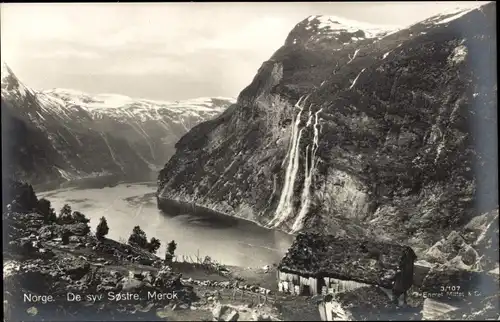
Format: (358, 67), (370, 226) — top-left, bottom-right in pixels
(0, 2), (489, 101)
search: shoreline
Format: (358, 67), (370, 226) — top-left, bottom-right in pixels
(33, 180), (293, 268)
(33, 174), (293, 239)
(34, 175), (157, 194)
(156, 195), (296, 237)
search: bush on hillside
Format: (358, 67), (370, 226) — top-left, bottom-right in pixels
(37, 198), (57, 223)
(72, 211), (90, 224)
(96, 216), (109, 240)
(128, 226), (148, 249)
(165, 240), (177, 263)
(58, 204), (73, 224)
(4, 180), (38, 212)
(167, 240), (177, 256)
(147, 237), (161, 254)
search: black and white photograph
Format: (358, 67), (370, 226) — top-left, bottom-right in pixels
(1, 2), (498, 321)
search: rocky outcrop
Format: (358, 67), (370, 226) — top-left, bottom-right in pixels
(1, 64), (234, 186)
(414, 207), (499, 321)
(421, 298), (459, 320)
(317, 287), (423, 321)
(422, 209), (498, 270)
(434, 294), (499, 320)
(158, 3), (497, 252)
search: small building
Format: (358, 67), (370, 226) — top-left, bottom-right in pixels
(277, 233), (417, 304)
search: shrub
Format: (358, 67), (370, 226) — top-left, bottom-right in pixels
(167, 240), (177, 256)
(147, 237), (161, 254)
(96, 217), (109, 240)
(58, 204), (73, 224)
(165, 240), (177, 263)
(72, 211), (90, 224)
(5, 181), (38, 212)
(37, 198), (57, 223)
(128, 226), (148, 249)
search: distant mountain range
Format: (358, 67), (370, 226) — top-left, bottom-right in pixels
(1, 63), (235, 186)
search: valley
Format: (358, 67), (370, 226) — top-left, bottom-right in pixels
(1, 64), (235, 186)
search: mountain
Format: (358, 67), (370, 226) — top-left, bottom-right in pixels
(158, 3), (497, 253)
(42, 88), (233, 169)
(1, 64), (235, 186)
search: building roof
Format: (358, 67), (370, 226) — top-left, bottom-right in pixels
(278, 233), (417, 289)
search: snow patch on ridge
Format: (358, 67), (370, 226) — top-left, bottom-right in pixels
(306, 15), (400, 39)
(432, 5), (481, 25)
(41, 88), (235, 122)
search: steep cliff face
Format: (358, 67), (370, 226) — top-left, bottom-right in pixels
(158, 3), (497, 250)
(1, 65), (234, 186)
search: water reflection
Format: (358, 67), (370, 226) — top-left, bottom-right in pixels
(38, 182), (294, 268)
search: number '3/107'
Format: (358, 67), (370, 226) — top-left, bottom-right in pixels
(440, 286), (461, 291)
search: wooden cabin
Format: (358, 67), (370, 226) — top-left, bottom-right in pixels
(277, 233), (417, 303)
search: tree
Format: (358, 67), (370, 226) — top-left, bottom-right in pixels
(96, 217), (109, 240)
(58, 204), (73, 224)
(37, 198), (57, 223)
(128, 226), (148, 249)
(72, 211), (90, 224)
(6, 181), (38, 212)
(147, 237), (161, 254)
(165, 240), (177, 263)
(165, 252), (173, 263)
(167, 240), (177, 255)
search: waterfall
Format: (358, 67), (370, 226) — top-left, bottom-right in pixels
(280, 107), (298, 167)
(347, 48), (360, 64)
(130, 121), (156, 161)
(178, 117), (191, 132)
(349, 68), (366, 90)
(268, 95), (308, 228)
(306, 108), (313, 126)
(100, 132), (125, 173)
(292, 108), (323, 232)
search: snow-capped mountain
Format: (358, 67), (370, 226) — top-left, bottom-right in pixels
(284, 14), (399, 51)
(158, 1), (497, 252)
(43, 88), (229, 116)
(42, 87), (235, 167)
(1, 64), (235, 186)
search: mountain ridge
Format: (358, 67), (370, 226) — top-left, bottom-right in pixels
(1, 64), (235, 186)
(158, 2), (497, 254)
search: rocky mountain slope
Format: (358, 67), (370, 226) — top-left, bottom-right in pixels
(158, 3), (498, 253)
(1, 64), (235, 186)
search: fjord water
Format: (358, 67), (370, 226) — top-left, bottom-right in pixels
(38, 182), (294, 268)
